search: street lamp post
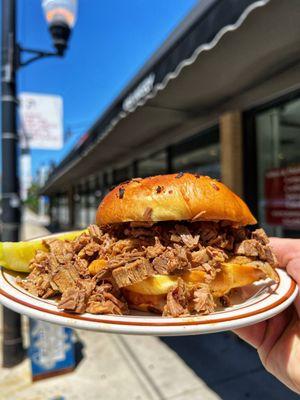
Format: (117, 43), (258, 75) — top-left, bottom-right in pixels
(1, 0), (23, 369)
(1, 0), (77, 367)
(42, 0), (77, 55)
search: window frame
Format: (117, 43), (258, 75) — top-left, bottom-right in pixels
(243, 88), (300, 228)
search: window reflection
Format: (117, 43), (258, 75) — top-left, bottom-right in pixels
(172, 128), (220, 178)
(172, 143), (220, 178)
(138, 150), (167, 178)
(256, 98), (300, 237)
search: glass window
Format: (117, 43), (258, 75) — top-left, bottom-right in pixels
(78, 195), (85, 228)
(56, 195), (69, 229)
(94, 175), (103, 206)
(172, 128), (220, 178)
(60, 195), (69, 227)
(75, 185), (88, 229)
(256, 97), (300, 237)
(73, 188), (81, 229)
(102, 171), (113, 196)
(113, 166), (131, 184)
(85, 177), (96, 225)
(51, 196), (59, 226)
(87, 191), (96, 224)
(138, 150), (168, 178)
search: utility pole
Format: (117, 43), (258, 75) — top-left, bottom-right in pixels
(1, 0), (25, 367)
(1, 0), (77, 368)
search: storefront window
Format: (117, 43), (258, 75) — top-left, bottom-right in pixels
(51, 196), (59, 227)
(172, 128), (220, 178)
(138, 150), (167, 177)
(73, 187), (81, 229)
(113, 166), (131, 184)
(85, 177), (96, 225)
(76, 185), (88, 229)
(59, 195), (69, 227)
(256, 97), (300, 237)
(102, 170), (113, 195)
(79, 194), (86, 228)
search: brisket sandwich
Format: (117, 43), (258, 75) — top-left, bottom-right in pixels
(19, 173), (278, 317)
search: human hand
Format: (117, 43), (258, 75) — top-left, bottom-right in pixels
(234, 238), (300, 393)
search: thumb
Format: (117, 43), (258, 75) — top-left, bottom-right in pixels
(269, 238), (300, 284)
(270, 238), (300, 316)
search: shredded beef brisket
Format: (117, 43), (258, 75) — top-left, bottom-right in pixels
(18, 222), (278, 317)
(163, 280), (215, 316)
(58, 287), (87, 313)
(193, 284), (215, 314)
(112, 259), (155, 287)
(163, 279), (190, 317)
(252, 228), (269, 245)
(174, 225), (200, 249)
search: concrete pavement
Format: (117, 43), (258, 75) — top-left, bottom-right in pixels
(0, 209), (220, 400)
(0, 209), (298, 399)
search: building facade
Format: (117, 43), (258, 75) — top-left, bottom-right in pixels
(42, 0), (300, 238)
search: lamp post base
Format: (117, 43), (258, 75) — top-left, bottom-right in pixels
(2, 307), (25, 368)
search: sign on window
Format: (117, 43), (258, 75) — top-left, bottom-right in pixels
(265, 165), (300, 229)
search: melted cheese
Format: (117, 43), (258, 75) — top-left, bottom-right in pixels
(125, 263), (265, 297)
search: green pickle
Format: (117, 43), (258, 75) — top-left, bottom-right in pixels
(0, 230), (85, 273)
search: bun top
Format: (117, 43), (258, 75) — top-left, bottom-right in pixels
(96, 173), (257, 226)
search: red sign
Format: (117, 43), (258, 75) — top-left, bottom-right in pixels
(265, 165), (300, 229)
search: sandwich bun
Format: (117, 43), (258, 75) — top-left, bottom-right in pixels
(97, 173), (256, 226)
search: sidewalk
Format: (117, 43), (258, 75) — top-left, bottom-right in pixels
(0, 209), (220, 400)
(0, 209), (298, 400)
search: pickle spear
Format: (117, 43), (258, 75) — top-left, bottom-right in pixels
(0, 230), (85, 273)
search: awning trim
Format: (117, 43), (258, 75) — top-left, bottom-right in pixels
(139, 0), (271, 107)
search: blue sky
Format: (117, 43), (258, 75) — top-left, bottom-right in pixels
(15, 0), (197, 177)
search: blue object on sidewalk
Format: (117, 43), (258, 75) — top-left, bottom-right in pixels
(28, 319), (75, 381)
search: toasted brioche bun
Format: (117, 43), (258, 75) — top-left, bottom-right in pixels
(97, 173), (256, 226)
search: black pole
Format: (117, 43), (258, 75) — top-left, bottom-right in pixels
(1, 0), (25, 367)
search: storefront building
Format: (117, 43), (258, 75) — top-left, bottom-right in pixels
(42, 0), (300, 238)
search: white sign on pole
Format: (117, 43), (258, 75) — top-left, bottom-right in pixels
(19, 92), (63, 150)
(20, 152), (32, 201)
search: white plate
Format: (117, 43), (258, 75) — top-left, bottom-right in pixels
(0, 267), (297, 336)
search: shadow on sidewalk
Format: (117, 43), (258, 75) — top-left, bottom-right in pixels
(161, 332), (299, 400)
(74, 338), (84, 367)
